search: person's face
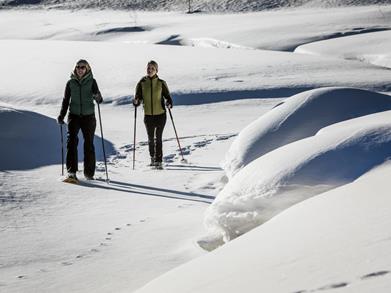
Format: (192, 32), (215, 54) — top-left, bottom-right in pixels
(147, 64), (157, 77)
(76, 64), (87, 78)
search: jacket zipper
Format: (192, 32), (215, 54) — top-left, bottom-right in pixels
(150, 79), (153, 115)
(79, 82), (83, 115)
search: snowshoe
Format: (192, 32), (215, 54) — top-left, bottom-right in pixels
(155, 162), (164, 170)
(63, 173), (79, 184)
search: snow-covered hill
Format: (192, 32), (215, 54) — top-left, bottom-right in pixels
(0, 103), (115, 170)
(205, 109), (391, 246)
(222, 87), (391, 179)
(134, 160), (391, 293)
(1, 5), (391, 293)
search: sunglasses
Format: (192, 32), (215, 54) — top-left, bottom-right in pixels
(76, 65), (86, 69)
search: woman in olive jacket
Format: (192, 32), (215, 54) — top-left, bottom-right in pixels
(57, 59), (103, 181)
(133, 60), (173, 169)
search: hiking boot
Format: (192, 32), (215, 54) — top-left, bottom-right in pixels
(155, 162), (164, 170)
(148, 157), (156, 167)
(68, 172), (77, 180)
(84, 174), (95, 180)
(63, 172), (79, 184)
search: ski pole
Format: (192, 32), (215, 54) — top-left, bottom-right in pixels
(97, 102), (109, 182)
(133, 105), (137, 170)
(168, 107), (186, 162)
(60, 123), (64, 176)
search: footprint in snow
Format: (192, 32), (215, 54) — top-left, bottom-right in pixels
(115, 227), (121, 231)
(17, 275), (26, 279)
(90, 248), (99, 253)
(61, 262), (73, 266)
(318, 282), (349, 290)
(215, 134), (236, 141)
(361, 270), (390, 280)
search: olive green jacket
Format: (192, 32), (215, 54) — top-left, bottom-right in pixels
(135, 75), (173, 116)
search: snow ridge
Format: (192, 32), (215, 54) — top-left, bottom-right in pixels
(1, 0), (390, 11)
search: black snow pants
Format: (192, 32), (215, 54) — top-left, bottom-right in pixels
(66, 114), (97, 177)
(144, 113), (167, 163)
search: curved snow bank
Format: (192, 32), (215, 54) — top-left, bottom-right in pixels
(222, 87), (391, 179)
(0, 104), (114, 170)
(134, 161), (391, 293)
(295, 30), (391, 69)
(206, 110), (391, 243)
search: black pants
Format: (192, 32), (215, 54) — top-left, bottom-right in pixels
(66, 114), (96, 176)
(144, 113), (166, 162)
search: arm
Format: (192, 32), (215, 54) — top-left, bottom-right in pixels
(92, 79), (103, 104)
(58, 81), (71, 123)
(162, 80), (173, 108)
(133, 80), (143, 106)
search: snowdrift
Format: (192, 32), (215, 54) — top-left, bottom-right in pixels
(0, 104), (114, 170)
(206, 110), (391, 244)
(135, 161), (391, 293)
(295, 30), (391, 69)
(222, 87), (391, 179)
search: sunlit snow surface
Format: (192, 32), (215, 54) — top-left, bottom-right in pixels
(0, 5), (391, 293)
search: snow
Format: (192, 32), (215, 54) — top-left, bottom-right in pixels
(1, 5), (391, 293)
(134, 160), (391, 293)
(222, 87), (391, 179)
(295, 30), (391, 69)
(205, 110), (391, 244)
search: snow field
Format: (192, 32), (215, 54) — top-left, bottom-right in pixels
(1, 5), (391, 293)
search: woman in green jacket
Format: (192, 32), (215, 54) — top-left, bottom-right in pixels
(133, 60), (173, 169)
(57, 59), (103, 181)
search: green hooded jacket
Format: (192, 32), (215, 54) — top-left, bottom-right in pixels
(59, 71), (101, 118)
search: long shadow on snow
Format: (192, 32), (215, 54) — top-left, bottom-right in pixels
(0, 109), (115, 171)
(165, 164), (222, 172)
(112, 87), (314, 106)
(79, 179), (214, 204)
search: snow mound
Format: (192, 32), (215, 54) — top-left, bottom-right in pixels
(222, 87), (391, 179)
(0, 104), (114, 170)
(135, 161), (391, 293)
(205, 110), (391, 244)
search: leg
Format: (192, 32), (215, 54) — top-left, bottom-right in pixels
(144, 115), (156, 161)
(66, 114), (80, 174)
(81, 115), (97, 178)
(154, 113), (167, 163)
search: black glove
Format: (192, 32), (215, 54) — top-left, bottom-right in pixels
(57, 115), (64, 124)
(93, 93), (103, 104)
(166, 101), (173, 109)
(133, 99), (140, 107)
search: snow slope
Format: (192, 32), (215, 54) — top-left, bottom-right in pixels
(134, 160), (391, 293)
(0, 103), (114, 170)
(296, 30), (391, 69)
(1, 7), (390, 51)
(222, 87), (391, 179)
(206, 110), (391, 244)
(1, 5), (391, 293)
(1, 0), (390, 11)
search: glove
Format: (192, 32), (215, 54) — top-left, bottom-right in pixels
(166, 100), (173, 109)
(93, 93), (103, 104)
(57, 115), (64, 124)
(133, 98), (140, 107)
